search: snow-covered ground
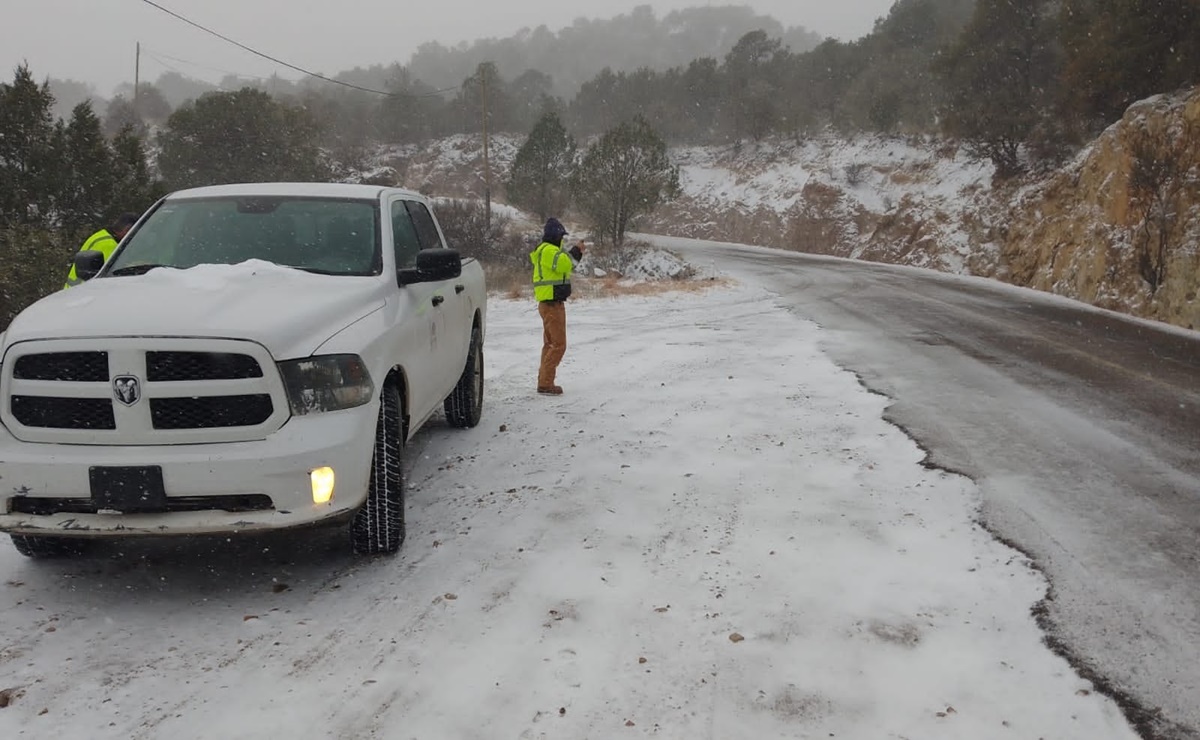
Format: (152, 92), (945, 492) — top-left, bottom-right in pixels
(0, 280), (1138, 739)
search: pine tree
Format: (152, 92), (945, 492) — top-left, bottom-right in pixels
(60, 101), (114, 235)
(0, 64), (62, 228)
(157, 88), (331, 190)
(505, 111), (576, 221)
(723, 30), (787, 141)
(110, 124), (164, 216)
(571, 116), (680, 246)
(1060, 0), (1200, 129)
(933, 0), (1061, 177)
(103, 95), (146, 139)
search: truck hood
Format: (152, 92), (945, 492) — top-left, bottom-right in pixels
(4, 260), (387, 360)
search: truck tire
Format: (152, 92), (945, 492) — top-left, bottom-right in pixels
(351, 383), (405, 555)
(444, 322), (483, 429)
(10, 534), (88, 559)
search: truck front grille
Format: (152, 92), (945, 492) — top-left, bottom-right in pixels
(150, 394), (274, 429)
(2, 339), (287, 445)
(146, 351), (263, 382)
(13, 351), (109, 382)
(10, 396), (116, 430)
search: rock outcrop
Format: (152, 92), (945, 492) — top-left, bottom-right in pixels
(1001, 87), (1200, 330)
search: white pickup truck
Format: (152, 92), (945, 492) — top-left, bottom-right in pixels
(0, 183), (486, 558)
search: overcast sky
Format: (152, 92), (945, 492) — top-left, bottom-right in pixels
(3, 0), (896, 96)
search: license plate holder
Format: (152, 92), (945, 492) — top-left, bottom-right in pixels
(89, 466), (168, 513)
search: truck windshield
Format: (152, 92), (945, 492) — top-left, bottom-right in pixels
(105, 196), (382, 277)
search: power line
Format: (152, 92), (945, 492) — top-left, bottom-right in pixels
(135, 0), (458, 98)
(143, 47), (274, 82)
(141, 50), (269, 92)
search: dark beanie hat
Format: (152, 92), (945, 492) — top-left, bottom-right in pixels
(543, 217), (568, 242)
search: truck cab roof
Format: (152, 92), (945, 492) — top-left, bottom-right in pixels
(166, 182), (427, 203)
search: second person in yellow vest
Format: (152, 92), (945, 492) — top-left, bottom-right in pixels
(63, 212), (140, 289)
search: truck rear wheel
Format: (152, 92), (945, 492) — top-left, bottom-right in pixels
(351, 383), (406, 555)
(444, 322), (483, 428)
(10, 534), (88, 559)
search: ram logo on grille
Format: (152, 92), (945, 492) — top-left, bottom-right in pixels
(113, 375), (142, 406)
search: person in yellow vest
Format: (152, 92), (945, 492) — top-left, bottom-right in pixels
(530, 217), (584, 395)
(63, 212), (139, 288)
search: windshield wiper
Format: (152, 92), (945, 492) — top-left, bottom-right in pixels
(291, 266), (356, 276)
(107, 264), (168, 277)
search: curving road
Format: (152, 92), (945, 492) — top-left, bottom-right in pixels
(648, 236), (1200, 740)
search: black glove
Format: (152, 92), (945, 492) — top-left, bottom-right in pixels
(568, 245), (583, 261)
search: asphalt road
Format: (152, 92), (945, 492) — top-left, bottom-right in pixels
(649, 236), (1200, 740)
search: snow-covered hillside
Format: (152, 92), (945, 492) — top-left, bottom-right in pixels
(348, 132), (999, 274)
(653, 136), (998, 274)
(342, 88), (1200, 332)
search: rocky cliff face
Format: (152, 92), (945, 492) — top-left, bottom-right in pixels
(651, 87), (1200, 331)
(646, 137), (1000, 276)
(1001, 87), (1200, 330)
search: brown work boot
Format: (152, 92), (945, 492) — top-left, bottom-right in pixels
(537, 385), (563, 395)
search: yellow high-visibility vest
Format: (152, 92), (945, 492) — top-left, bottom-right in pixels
(63, 229), (119, 289)
(530, 241), (575, 302)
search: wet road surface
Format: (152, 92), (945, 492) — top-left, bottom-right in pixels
(653, 237), (1200, 739)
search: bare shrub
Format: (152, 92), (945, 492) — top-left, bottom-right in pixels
(844, 162), (869, 186)
(580, 238), (643, 275)
(1128, 118), (1200, 294)
(434, 198), (511, 262)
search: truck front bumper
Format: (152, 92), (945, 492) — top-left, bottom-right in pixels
(0, 406), (377, 538)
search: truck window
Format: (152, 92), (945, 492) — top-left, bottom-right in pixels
(391, 201), (422, 269)
(404, 201), (445, 250)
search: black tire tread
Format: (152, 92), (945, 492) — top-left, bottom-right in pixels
(10, 534), (88, 558)
(351, 383), (405, 555)
(444, 322), (484, 429)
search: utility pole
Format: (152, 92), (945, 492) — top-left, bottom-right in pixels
(134, 41), (141, 118)
(479, 63), (493, 230)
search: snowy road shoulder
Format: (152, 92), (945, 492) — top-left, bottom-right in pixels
(0, 282), (1137, 739)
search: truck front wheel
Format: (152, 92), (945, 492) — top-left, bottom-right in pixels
(351, 383), (406, 555)
(444, 322), (483, 428)
(10, 534), (89, 559)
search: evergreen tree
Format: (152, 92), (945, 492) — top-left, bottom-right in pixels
(723, 31), (788, 141)
(103, 95), (146, 139)
(934, 0), (1061, 177)
(1060, 0), (1200, 130)
(0, 64), (62, 227)
(110, 125), (164, 215)
(375, 69), (444, 144)
(571, 116), (680, 246)
(60, 101), (114, 235)
(157, 88), (331, 189)
(505, 111), (577, 221)
(507, 69), (557, 133)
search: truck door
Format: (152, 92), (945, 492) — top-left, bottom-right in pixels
(404, 200), (468, 400)
(389, 199), (443, 425)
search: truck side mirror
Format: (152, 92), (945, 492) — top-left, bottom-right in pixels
(73, 250), (106, 282)
(398, 249), (462, 285)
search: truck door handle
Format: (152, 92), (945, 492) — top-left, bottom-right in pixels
(432, 295), (444, 307)
(455, 284), (465, 294)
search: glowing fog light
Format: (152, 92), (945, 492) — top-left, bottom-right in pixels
(311, 467), (335, 504)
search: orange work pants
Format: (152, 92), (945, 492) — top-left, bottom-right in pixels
(538, 300), (567, 388)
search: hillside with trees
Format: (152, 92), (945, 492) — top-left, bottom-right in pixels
(3, 0), (1199, 332)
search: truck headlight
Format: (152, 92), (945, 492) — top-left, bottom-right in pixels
(278, 354), (374, 416)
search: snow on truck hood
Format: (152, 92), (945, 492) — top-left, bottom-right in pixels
(4, 260), (386, 360)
